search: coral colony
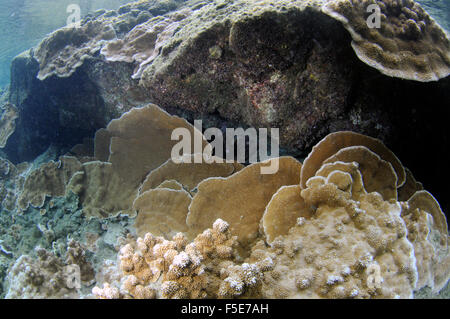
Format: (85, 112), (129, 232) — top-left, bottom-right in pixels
(0, 0), (449, 299)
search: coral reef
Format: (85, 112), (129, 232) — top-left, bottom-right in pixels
(322, 0), (450, 81)
(3, 1), (449, 217)
(0, 0), (448, 300)
(0, 103), (19, 148)
(89, 128), (449, 299)
(93, 219), (271, 299)
(67, 104), (207, 218)
(133, 188), (192, 239)
(187, 157), (302, 247)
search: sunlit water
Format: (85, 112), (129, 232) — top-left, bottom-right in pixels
(0, 0), (448, 88)
(0, 0), (133, 87)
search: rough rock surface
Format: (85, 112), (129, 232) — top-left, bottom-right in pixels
(2, 0), (450, 214)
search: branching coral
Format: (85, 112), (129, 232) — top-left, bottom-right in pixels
(4, 246), (84, 299)
(93, 219), (271, 299)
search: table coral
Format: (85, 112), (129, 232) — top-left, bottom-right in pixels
(139, 154), (241, 194)
(133, 188), (192, 239)
(322, 0), (450, 81)
(187, 157), (302, 247)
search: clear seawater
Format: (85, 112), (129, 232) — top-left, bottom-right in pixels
(0, 0), (134, 88)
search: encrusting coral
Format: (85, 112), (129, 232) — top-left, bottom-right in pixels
(401, 191), (449, 292)
(322, 0), (450, 81)
(101, 9), (191, 79)
(4, 242), (94, 299)
(0, 157), (30, 212)
(34, 20), (117, 80)
(257, 160), (418, 298)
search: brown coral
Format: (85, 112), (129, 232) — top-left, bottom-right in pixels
(69, 104), (208, 219)
(322, 0), (450, 81)
(92, 129), (450, 299)
(93, 219), (270, 299)
(35, 20), (117, 80)
(139, 154), (240, 194)
(187, 157), (302, 247)
(262, 185), (312, 245)
(401, 190), (449, 292)
(18, 156), (82, 211)
(133, 188), (192, 239)
(322, 146), (398, 201)
(300, 131), (405, 189)
(398, 167), (424, 202)
(259, 161), (418, 298)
